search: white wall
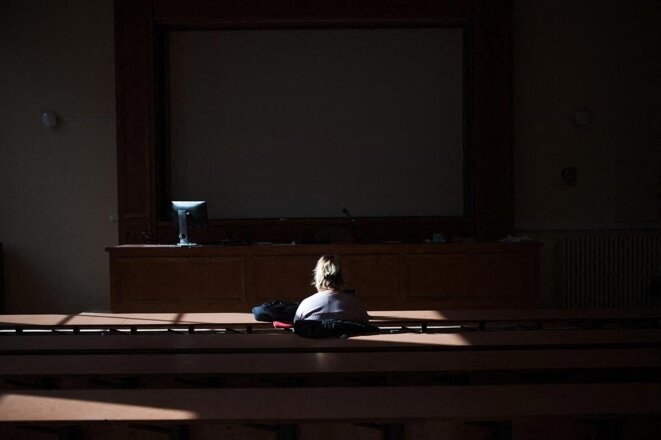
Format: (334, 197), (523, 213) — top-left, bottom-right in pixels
(513, 0), (661, 230)
(0, 0), (117, 312)
(513, 0), (661, 305)
(0, 0), (658, 312)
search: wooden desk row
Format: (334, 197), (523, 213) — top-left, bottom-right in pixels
(3, 384), (660, 423)
(1, 309), (660, 434)
(1, 329), (661, 354)
(1, 308), (659, 333)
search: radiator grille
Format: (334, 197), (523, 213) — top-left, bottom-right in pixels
(557, 232), (661, 307)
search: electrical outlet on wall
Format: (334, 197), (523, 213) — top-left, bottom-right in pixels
(561, 167), (577, 187)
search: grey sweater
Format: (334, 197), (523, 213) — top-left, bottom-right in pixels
(294, 290), (369, 324)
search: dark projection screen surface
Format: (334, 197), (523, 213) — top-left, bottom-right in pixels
(169, 28), (464, 219)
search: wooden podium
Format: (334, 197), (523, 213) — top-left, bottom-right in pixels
(107, 242), (541, 313)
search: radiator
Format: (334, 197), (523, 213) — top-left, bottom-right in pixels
(557, 232), (661, 307)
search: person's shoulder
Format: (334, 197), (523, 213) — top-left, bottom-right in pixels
(336, 291), (364, 304)
(300, 291), (326, 303)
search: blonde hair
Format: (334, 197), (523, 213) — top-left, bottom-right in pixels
(312, 254), (345, 292)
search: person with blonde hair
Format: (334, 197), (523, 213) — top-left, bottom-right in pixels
(294, 254), (369, 324)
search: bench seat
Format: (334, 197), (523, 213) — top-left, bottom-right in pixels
(1, 347), (659, 377)
(1, 308), (658, 332)
(1, 328), (660, 355)
(2, 383), (660, 423)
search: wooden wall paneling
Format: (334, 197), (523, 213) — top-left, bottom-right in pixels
(108, 243), (540, 312)
(470, 252), (538, 305)
(400, 253), (472, 306)
(113, 258), (149, 302)
(342, 255), (400, 307)
(472, 0), (513, 239)
(114, 0), (157, 244)
(248, 254), (319, 303)
(111, 256), (246, 312)
(179, 257), (246, 301)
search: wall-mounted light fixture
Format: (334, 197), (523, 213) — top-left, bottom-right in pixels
(561, 166), (578, 187)
(573, 108), (593, 127)
(41, 111), (58, 128)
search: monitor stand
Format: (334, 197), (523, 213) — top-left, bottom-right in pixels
(176, 209), (196, 246)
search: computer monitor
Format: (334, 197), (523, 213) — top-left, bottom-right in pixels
(171, 201), (208, 246)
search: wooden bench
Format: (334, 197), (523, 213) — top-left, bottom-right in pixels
(1, 311), (660, 430)
(1, 328), (660, 354)
(369, 308), (661, 330)
(1, 383), (660, 423)
(1, 329), (659, 397)
(1, 348), (660, 380)
(0, 312), (270, 333)
(1, 308), (659, 333)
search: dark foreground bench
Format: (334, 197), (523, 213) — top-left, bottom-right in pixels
(2, 383), (661, 423)
(1, 310), (660, 439)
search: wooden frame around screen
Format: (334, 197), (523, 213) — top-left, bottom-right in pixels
(114, 0), (512, 245)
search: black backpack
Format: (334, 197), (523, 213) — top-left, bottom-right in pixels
(252, 300), (300, 323)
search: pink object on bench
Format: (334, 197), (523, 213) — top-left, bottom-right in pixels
(273, 321), (294, 329)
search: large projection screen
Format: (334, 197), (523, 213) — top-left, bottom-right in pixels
(169, 27), (464, 219)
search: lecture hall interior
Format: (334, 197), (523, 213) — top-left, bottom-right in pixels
(1, 0), (660, 439)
